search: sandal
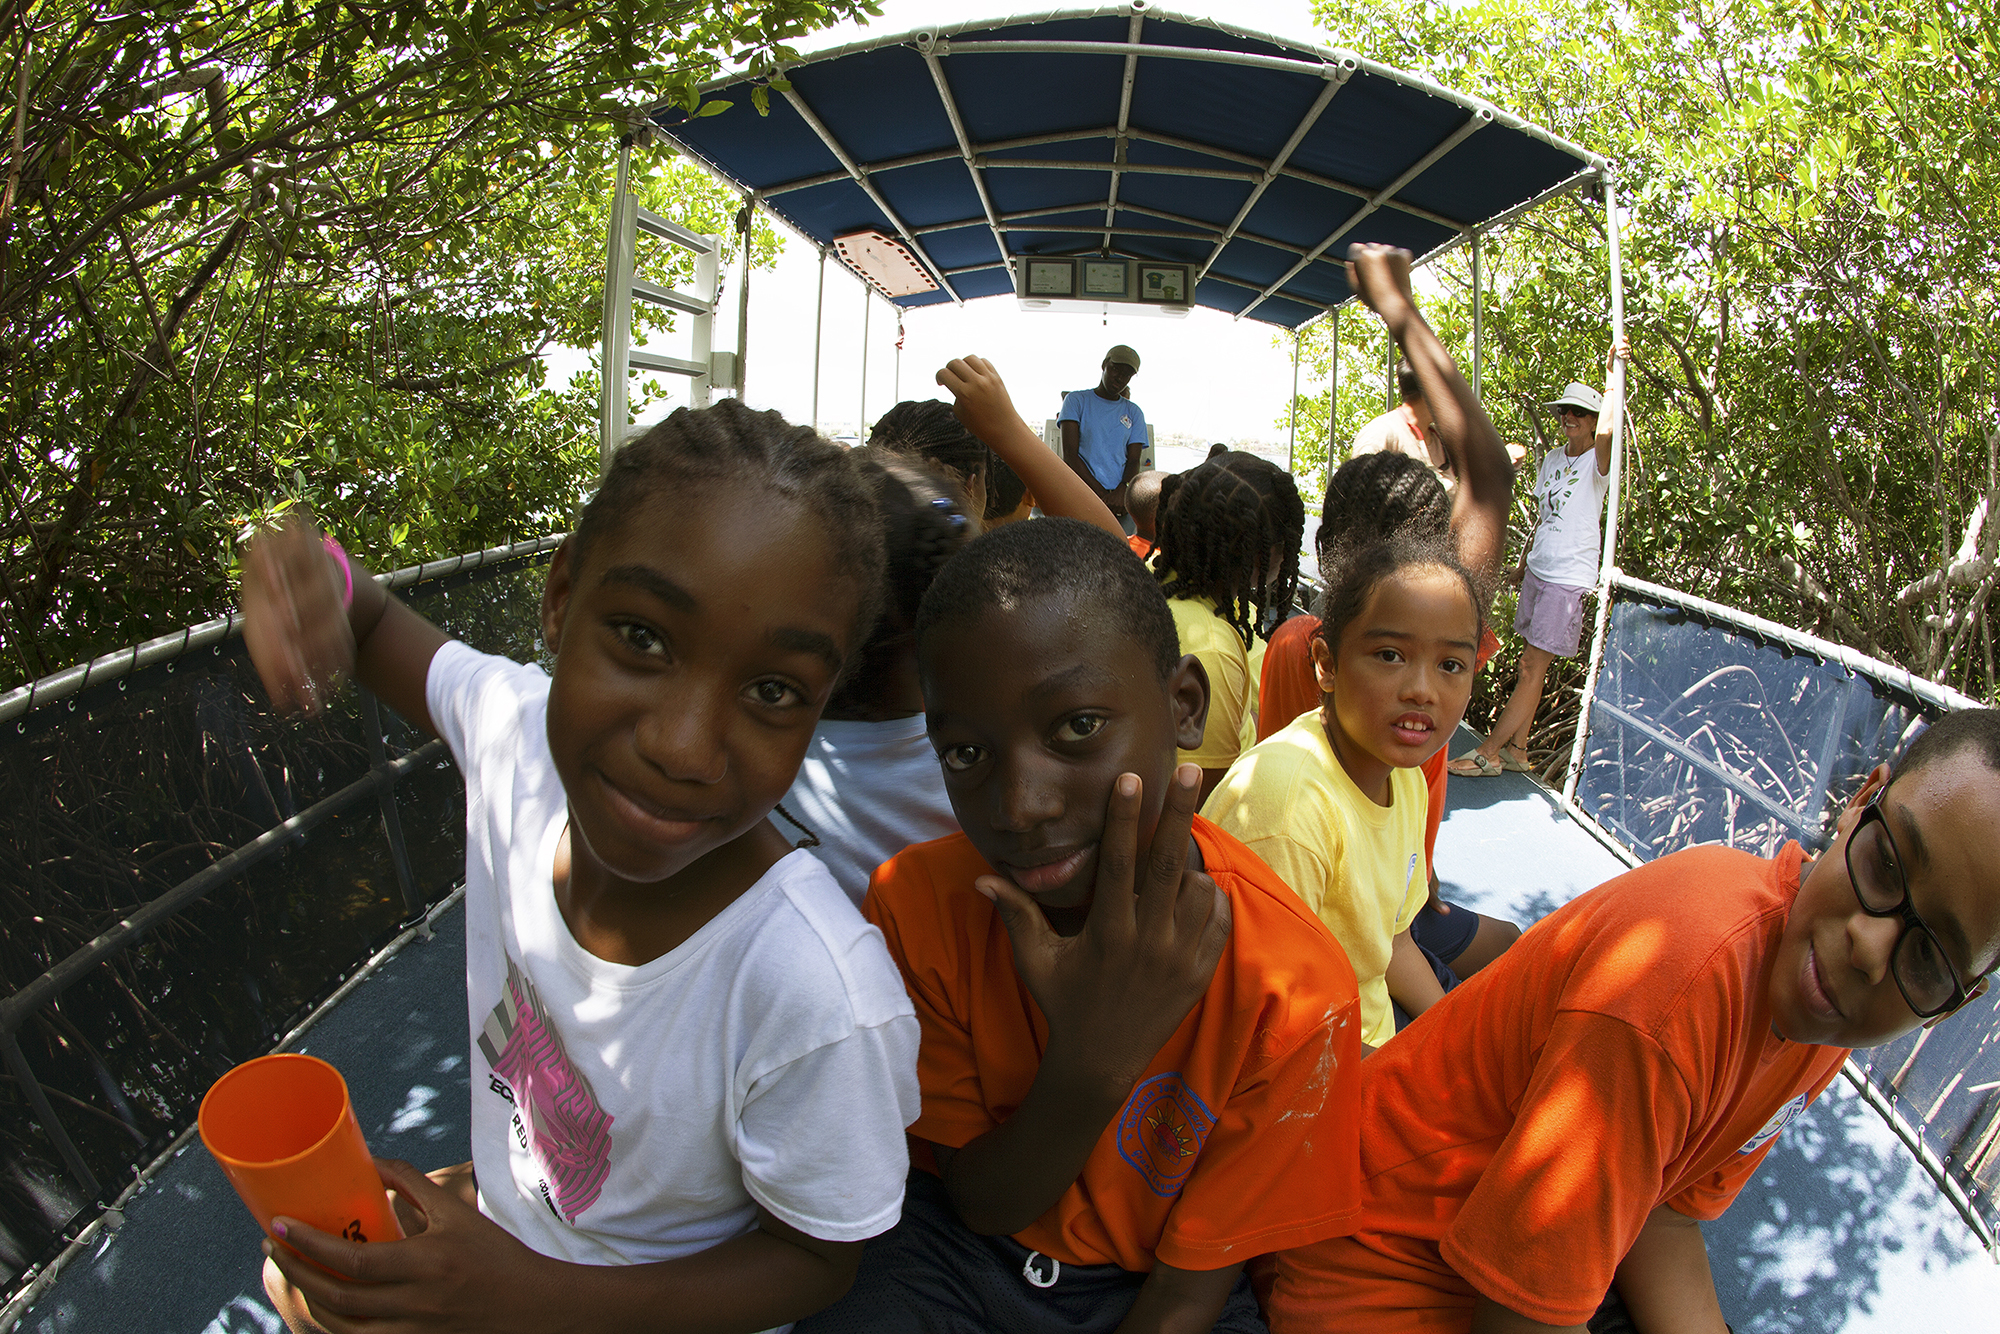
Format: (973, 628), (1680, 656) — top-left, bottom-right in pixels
(1498, 744), (1536, 772)
(1447, 751), (1504, 777)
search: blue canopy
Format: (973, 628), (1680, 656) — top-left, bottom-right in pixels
(650, 5), (1605, 329)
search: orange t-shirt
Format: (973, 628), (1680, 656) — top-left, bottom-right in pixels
(865, 818), (1365, 1273)
(1126, 533), (1156, 561)
(1256, 613), (1500, 870)
(1257, 843), (1849, 1332)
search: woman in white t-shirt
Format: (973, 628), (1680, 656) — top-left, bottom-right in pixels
(783, 359), (1127, 905)
(239, 400), (920, 1333)
(1450, 339), (1626, 779)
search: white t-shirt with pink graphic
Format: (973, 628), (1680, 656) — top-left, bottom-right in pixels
(427, 641), (921, 1281)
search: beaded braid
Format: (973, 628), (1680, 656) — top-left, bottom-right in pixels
(1315, 451), (1451, 584)
(869, 399), (997, 517)
(1153, 452), (1305, 650)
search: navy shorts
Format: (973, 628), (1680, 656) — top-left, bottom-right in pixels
(795, 1167), (1269, 1334)
(1409, 899), (1480, 965)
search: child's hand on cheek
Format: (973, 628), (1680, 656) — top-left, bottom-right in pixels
(264, 1158), (558, 1333)
(975, 764), (1232, 1098)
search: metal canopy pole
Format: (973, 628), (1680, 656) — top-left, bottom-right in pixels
(859, 288), (871, 434)
(1329, 306), (1340, 459)
(597, 137), (637, 474)
(1471, 232), (1484, 398)
(1238, 109), (1493, 322)
(735, 196), (752, 400)
(1562, 164), (1628, 803)
(812, 247), (826, 432)
(1386, 338), (1396, 411)
(1288, 332), (1301, 472)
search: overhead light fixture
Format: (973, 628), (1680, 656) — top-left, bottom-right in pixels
(834, 230), (939, 298)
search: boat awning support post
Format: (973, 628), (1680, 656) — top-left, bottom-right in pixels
(1329, 306), (1339, 463)
(1471, 231), (1483, 397)
(1563, 163), (1629, 801)
(598, 136), (637, 475)
(860, 288), (872, 433)
(736, 195), (753, 400)
(1288, 331), (1301, 472)
(812, 246), (826, 431)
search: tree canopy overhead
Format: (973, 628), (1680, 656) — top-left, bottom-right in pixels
(2, 0), (867, 689)
(1292, 0), (1999, 705)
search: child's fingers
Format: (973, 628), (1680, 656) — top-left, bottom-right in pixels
(263, 1224), (399, 1326)
(1085, 772), (1143, 941)
(1136, 764), (1200, 936)
(973, 874), (1062, 971)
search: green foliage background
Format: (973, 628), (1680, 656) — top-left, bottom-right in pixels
(1, 0), (864, 690)
(1286, 0), (2000, 727)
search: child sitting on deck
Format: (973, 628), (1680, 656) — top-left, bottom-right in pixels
(1126, 469), (1166, 559)
(1258, 242), (1519, 982)
(799, 518), (1364, 1334)
(1208, 533), (1486, 1046)
(241, 402), (920, 1333)
(1150, 453), (1305, 803)
(1258, 708), (2000, 1334)
(783, 357), (1124, 905)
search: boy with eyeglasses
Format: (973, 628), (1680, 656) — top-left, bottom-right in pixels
(1259, 708), (2000, 1334)
(1450, 351), (1623, 779)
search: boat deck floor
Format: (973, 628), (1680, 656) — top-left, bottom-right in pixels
(21, 731), (1998, 1331)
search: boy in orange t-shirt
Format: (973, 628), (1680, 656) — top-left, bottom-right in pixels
(800, 518), (1364, 1334)
(1258, 709), (2000, 1334)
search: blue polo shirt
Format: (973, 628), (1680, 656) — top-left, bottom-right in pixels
(1060, 389), (1148, 488)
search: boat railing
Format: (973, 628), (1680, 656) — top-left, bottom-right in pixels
(0, 536), (561, 1310)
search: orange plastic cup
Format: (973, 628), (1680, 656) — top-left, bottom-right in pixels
(198, 1053), (404, 1256)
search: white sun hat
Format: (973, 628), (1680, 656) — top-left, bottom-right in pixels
(1546, 381), (1604, 413)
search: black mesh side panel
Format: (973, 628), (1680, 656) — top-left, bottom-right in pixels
(0, 550), (553, 1295)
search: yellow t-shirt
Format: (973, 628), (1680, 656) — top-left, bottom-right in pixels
(1204, 710), (1429, 1047)
(1168, 595), (1258, 770)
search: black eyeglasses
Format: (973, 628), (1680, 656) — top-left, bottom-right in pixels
(1554, 406), (1591, 421)
(1843, 791), (1971, 1018)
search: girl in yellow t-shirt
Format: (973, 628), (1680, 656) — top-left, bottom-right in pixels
(1147, 452), (1304, 803)
(1206, 531), (1483, 1047)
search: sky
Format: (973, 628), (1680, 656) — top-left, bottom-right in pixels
(572, 0), (1361, 472)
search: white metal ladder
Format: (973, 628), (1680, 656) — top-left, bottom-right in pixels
(597, 134), (731, 472)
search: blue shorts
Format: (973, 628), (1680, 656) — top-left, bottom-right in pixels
(1410, 898), (1480, 964)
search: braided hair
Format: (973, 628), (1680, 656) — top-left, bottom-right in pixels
(826, 450), (974, 715)
(1152, 452), (1304, 649)
(1316, 451), (1450, 586)
(574, 399), (885, 656)
(869, 399), (1000, 519)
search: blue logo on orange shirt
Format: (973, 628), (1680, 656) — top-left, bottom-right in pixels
(1117, 1072), (1216, 1196)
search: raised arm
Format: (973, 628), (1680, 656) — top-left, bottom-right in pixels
(240, 515), (449, 734)
(1594, 334), (1631, 479)
(1345, 244), (1513, 592)
(943, 356), (1123, 538)
(935, 766), (1229, 1234)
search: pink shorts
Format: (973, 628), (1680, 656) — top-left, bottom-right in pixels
(1514, 568), (1588, 657)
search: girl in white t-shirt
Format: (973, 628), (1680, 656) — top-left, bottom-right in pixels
(781, 357), (1125, 904)
(239, 399), (921, 1333)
